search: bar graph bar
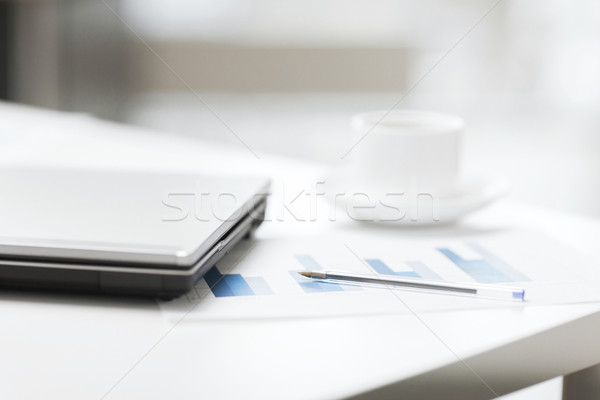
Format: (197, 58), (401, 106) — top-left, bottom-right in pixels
(365, 258), (420, 278)
(203, 266), (274, 297)
(293, 254), (361, 293)
(222, 275), (254, 296)
(290, 271), (344, 293)
(468, 243), (529, 282)
(295, 254), (323, 270)
(438, 245), (529, 283)
(405, 261), (443, 280)
(245, 277), (275, 295)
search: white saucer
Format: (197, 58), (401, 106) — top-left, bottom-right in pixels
(321, 169), (509, 226)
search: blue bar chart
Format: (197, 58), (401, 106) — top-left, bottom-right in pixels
(201, 243), (527, 298)
(161, 232), (600, 321)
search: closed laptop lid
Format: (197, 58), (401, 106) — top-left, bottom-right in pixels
(0, 168), (270, 267)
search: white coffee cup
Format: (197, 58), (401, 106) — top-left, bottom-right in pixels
(350, 110), (464, 192)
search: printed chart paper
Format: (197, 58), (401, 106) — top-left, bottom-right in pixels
(159, 230), (600, 321)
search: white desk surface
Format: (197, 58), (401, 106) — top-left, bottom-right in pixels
(1, 102), (600, 399)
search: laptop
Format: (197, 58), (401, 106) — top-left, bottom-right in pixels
(0, 168), (270, 299)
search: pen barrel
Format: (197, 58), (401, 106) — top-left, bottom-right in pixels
(321, 271), (525, 302)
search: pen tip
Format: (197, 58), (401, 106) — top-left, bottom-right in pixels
(298, 271), (311, 278)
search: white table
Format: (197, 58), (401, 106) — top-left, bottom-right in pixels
(1, 103), (599, 399)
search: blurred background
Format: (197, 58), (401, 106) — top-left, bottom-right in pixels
(0, 0), (599, 219)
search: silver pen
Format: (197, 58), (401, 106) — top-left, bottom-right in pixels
(299, 270), (525, 301)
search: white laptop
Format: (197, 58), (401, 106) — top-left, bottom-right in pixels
(0, 168), (270, 298)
